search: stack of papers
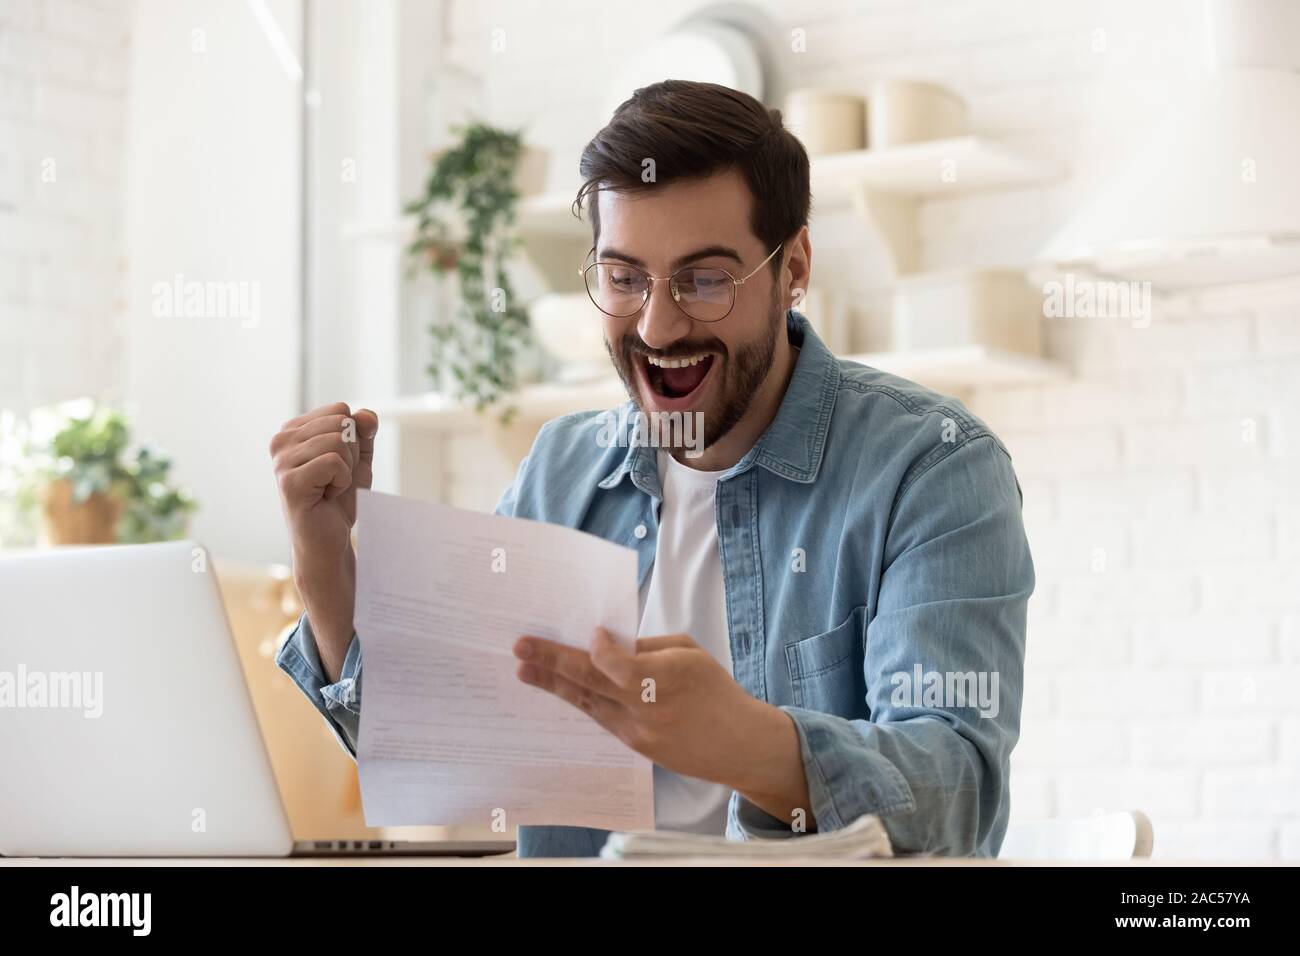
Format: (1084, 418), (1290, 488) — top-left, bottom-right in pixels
(600, 813), (893, 860)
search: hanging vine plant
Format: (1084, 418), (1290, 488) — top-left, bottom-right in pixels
(405, 122), (530, 419)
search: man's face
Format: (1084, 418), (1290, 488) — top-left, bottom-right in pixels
(595, 169), (786, 450)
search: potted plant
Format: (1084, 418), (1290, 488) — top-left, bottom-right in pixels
(4, 401), (198, 546)
(404, 122), (539, 418)
(38, 404), (130, 544)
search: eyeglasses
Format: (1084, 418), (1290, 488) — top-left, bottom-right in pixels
(579, 244), (783, 323)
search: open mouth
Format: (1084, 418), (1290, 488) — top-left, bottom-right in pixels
(639, 352), (717, 404)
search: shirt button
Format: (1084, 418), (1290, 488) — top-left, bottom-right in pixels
(633, 523), (648, 539)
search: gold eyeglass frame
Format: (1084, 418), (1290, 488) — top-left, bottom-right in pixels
(579, 243), (784, 323)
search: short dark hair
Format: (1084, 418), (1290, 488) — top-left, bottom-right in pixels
(574, 80), (810, 273)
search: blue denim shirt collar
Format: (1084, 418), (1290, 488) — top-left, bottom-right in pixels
(596, 310), (841, 494)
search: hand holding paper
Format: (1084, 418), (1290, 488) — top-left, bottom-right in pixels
(513, 628), (789, 794)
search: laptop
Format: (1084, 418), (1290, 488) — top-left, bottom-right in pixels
(0, 541), (514, 859)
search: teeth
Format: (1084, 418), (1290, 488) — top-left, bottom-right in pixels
(646, 353), (709, 369)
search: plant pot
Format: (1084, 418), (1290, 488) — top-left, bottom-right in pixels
(40, 479), (123, 545)
(783, 89), (867, 156)
(869, 80), (967, 148)
(422, 239), (461, 272)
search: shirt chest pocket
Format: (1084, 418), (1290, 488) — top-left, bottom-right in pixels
(782, 606), (868, 716)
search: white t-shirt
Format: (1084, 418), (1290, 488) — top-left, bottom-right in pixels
(637, 450), (735, 834)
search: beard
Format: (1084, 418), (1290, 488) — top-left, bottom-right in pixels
(605, 284), (785, 451)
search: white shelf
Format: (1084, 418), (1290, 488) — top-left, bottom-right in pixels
(808, 138), (1061, 274)
(810, 137), (1061, 204)
(342, 138), (1058, 246)
(378, 377), (626, 429)
(339, 138), (1061, 283)
(842, 346), (1064, 389)
(339, 193), (589, 245)
(376, 347), (1063, 430)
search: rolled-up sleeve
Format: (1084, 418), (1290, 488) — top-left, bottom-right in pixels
(275, 610), (364, 757)
(731, 435), (1033, 856)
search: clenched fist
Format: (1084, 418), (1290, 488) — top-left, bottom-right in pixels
(270, 402), (378, 682)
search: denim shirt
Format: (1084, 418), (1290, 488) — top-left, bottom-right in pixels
(276, 311), (1034, 858)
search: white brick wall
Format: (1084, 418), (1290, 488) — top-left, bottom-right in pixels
(991, 297), (1300, 860)
(0, 0), (131, 413)
(996, 297), (1300, 857)
(444, 0), (1300, 858)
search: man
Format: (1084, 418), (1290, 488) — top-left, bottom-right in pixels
(271, 80), (1033, 858)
